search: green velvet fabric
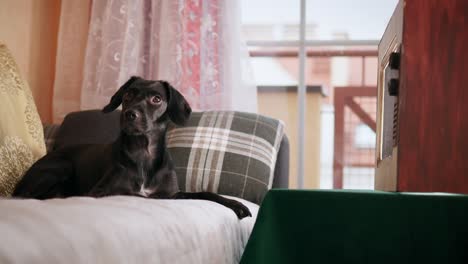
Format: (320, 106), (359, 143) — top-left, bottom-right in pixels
(240, 189), (468, 264)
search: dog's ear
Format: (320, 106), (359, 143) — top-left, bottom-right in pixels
(102, 76), (140, 113)
(161, 81), (192, 125)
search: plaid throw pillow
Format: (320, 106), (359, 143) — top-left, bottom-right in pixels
(167, 111), (284, 204)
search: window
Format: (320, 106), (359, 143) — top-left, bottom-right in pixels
(241, 0), (398, 189)
(354, 123), (376, 149)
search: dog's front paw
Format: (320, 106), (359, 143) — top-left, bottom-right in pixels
(227, 200), (252, 219)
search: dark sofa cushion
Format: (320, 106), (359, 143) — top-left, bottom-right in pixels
(43, 124), (61, 153)
(54, 110), (121, 150)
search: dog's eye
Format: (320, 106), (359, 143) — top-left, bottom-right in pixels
(150, 95), (162, 105)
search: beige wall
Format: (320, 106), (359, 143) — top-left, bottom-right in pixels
(258, 90), (322, 189)
(0, 0), (61, 123)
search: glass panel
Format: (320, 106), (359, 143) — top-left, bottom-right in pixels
(250, 47), (300, 188)
(343, 167), (374, 189)
(306, 0), (399, 40)
(355, 124), (376, 149)
(364, 57), (378, 86)
(241, 0), (300, 41)
(241, 0), (396, 190)
(303, 46), (379, 189)
(249, 47), (299, 85)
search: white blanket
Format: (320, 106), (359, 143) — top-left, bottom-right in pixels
(0, 196), (258, 264)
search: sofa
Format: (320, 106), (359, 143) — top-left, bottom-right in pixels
(0, 109), (289, 264)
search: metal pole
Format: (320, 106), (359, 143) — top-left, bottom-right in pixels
(246, 40), (380, 47)
(297, 0), (306, 189)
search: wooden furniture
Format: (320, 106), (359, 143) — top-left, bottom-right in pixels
(375, 0), (468, 193)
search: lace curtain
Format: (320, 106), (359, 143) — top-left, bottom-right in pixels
(79, 0), (257, 113)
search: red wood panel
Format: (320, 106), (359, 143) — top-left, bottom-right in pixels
(397, 0), (468, 193)
(333, 89), (345, 189)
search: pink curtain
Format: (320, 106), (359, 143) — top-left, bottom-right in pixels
(52, 0), (91, 123)
(79, 0), (257, 112)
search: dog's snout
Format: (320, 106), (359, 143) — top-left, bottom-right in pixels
(124, 110), (139, 121)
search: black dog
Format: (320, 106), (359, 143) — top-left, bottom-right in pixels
(13, 76), (251, 219)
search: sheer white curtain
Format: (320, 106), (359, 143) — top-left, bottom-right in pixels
(80, 0), (257, 112)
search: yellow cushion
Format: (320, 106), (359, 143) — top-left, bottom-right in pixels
(0, 43), (46, 196)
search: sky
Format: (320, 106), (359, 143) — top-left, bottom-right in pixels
(241, 0), (399, 40)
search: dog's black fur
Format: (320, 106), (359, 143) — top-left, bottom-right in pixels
(13, 77), (251, 219)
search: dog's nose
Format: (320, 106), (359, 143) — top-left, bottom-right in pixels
(124, 110), (139, 121)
